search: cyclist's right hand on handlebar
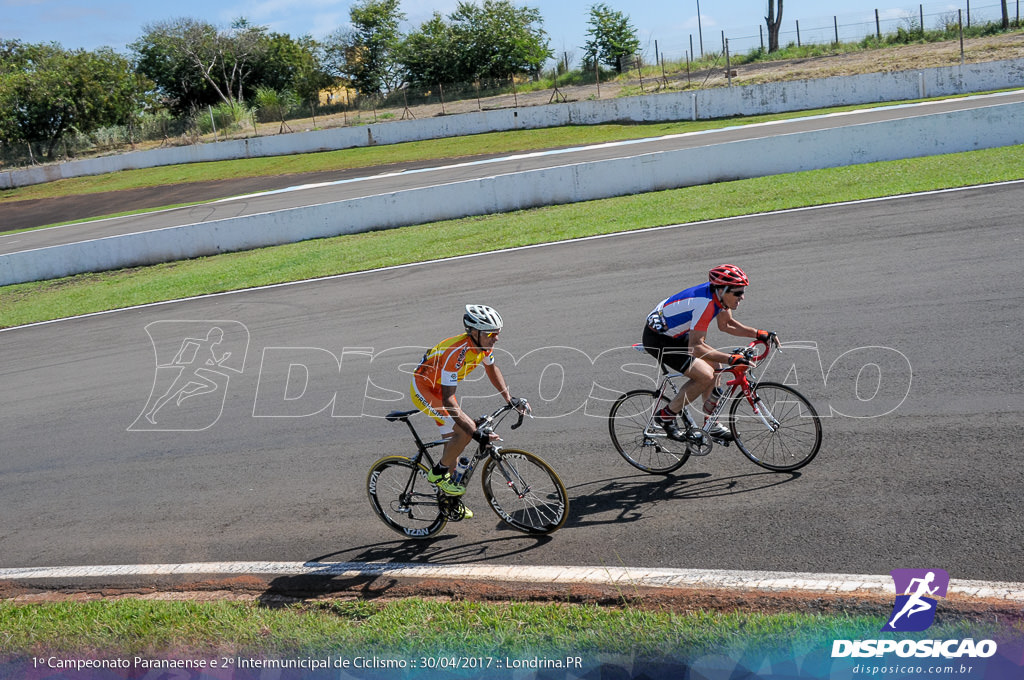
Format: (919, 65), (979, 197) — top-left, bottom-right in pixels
(472, 428), (496, 444)
(756, 329), (781, 348)
(510, 396), (532, 415)
(728, 351), (752, 366)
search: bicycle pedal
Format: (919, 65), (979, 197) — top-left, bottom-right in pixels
(438, 496), (469, 521)
(684, 429), (706, 445)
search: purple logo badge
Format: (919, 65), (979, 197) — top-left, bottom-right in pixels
(883, 568), (949, 632)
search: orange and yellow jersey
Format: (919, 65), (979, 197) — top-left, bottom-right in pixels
(413, 333), (494, 399)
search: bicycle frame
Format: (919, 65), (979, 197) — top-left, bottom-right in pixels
(384, 402), (528, 494)
(707, 341), (781, 433)
(642, 338), (777, 440)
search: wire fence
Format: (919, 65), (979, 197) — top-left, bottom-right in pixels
(649, 1), (1019, 62)
(1, 1), (1020, 171)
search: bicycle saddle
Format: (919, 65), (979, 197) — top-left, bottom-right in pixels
(385, 409), (419, 422)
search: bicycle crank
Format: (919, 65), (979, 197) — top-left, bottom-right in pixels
(685, 428), (713, 456)
(438, 495), (470, 521)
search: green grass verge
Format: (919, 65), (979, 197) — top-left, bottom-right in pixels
(2, 144), (1023, 330)
(0, 598), (1008, 660)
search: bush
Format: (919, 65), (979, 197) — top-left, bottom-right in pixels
(254, 88), (300, 124)
(195, 101), (254, 135)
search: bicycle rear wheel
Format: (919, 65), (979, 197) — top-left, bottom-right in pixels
(480, 449), (568, 534)
(366, 456), (447, 538)
(729, 382), (822, 472)
(608, 389), (690, 474)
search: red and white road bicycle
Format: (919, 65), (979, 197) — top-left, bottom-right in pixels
(608, 339), (822, 474)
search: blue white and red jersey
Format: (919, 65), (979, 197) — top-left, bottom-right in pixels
(646, 282), (723, 338)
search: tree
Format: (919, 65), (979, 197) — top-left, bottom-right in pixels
(401, 1), (550, 86)
(765, 0), (784, 53)
(255, 34), (331, 107)
(582, 3), (640, 74)
(400, 13), (462, 87)
(1000, 0), (1010, 29)
(131, 17), (270, 112)
(0, 41), (150, 158)
(323, 0), (406, 95)
(447, 0), (551, 80)
(131, 25), (217, 114)
(221, 18), (272, 104)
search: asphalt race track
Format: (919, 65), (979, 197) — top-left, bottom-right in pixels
(2, 182), (1022, 583)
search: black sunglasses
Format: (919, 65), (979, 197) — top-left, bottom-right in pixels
(728, 288), (746, 296)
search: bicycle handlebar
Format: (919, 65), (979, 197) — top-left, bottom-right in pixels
(476, 401), (530, 435)
(744, 338), (774, 363)
(720, 339), (775, 375)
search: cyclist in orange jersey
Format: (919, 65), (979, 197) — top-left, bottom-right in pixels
(411, 304), (531, 500)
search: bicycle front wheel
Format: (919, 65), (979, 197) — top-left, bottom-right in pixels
(608, 389), (689, 474)
(480, 449), (568, 534)
(729, 382), (822, 472)
(366, 456), (447, 538)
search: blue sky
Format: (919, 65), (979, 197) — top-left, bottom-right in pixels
(1, 0), (998, 66)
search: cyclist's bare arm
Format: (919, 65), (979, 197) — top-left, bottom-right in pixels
(688, 329), (734, 366)
(716, 309), (757, 338)
(485, 364), (530, 414)
(718, 310), (782, 348)
(485, 363), (512, 403)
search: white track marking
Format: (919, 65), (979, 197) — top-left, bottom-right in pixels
(2, 562), (1022, 600)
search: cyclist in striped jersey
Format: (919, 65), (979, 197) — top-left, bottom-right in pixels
(642, 264), (779, 442)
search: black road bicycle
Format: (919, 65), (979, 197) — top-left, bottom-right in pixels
(608, 339), (822, 474)
(367, 403), (569, 538)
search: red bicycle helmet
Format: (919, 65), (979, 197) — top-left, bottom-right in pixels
(708, 264), (749, 287)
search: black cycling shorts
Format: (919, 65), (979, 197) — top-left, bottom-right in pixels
(642, 324), (693, 374)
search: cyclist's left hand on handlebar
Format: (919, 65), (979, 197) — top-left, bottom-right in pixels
(510, 396), (532, 415)
(756, 329), (781, 348)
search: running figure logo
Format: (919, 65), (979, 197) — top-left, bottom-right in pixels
(129, 321), (249, 432)
(883, 568), (950, 632)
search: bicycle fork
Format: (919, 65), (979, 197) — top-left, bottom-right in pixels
(739, 385), (782, 433)
(492, 452), (531, 499)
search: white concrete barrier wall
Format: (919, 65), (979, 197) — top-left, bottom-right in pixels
(3, 100), (1022, 287)
(2, 58), (1023, 190)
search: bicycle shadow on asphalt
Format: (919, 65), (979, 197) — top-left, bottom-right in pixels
(259, 535), (552, 604)
(563, 469), (802, 529)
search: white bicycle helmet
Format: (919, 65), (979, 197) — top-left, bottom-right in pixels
(463, 304), (503, 332)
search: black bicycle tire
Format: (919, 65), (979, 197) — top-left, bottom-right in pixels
(608, 389), (690, 474)
(480, 449), (568, 534)
(366, 455), (448, 538)
(729, 382), (822, 472)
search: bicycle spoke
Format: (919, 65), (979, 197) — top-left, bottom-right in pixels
(608, 389), (689, 474)
(730, 383), (822, 472)
(482, 450), (568, 534)
(367, 457), (447, 538)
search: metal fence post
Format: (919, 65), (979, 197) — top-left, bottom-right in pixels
(725, 39), (732, 87)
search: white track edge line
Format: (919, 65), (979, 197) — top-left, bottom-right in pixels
(2, 562), (1022, 601)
